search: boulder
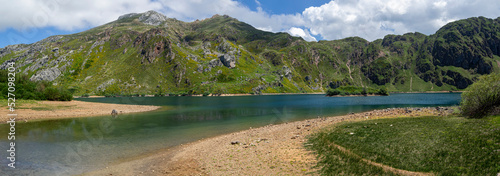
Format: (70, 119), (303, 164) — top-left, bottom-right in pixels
(219, 54), (236, 68)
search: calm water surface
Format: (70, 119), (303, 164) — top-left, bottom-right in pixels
(0, 93), (461, 175)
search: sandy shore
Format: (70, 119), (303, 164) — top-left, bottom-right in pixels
(86, 107), (454, 176)
(0, 100), (160, 123)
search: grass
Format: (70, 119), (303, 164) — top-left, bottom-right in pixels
(307, 115), (500, 175)
(0, 99), (39, 108)
(0, 99), (77, 111)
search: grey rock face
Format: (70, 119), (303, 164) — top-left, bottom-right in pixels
(30, 67), (61, 82)
(139, 11), (168, 26)
(282, 66), (292, 80)
(219, 53), (236, 68)
(197, 65), (203, 73)
(252, 85), (266, 95)
(187, 54), (198, 62)
(117, 11), (168, 26)
(26, 55), (50, 72)
(90, 40), (105, 51)
(208, 59), (223, 68)
(97, 79), (116, 92)
(217, 40), (232, 53)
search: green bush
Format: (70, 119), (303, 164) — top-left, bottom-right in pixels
(43, 87), (73, 101)
(377, 88), (389, 96)
(361, 88), (367, 95)
(59, 89), (73, 101)
(326, 88), (341, 96)
(460, 73), (500, 118)
(0, 70), (73, 101)
(43, 87), (59, 101)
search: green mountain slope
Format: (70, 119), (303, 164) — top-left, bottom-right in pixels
(1, 11), (499, 95)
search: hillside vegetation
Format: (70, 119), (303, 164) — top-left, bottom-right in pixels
(1, 11), (499, 95)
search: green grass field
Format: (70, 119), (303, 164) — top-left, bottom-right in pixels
(307, 115), (500, 175)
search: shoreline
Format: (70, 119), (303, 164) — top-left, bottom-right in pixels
(77, 91), (461, 98)
(77, 92), (326, 98)
(86, 106), (455, 176)
(0, 100), (161, 124)
(391, 91), (463, 93)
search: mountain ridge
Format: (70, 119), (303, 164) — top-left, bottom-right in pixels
(1, 11), (499, 95)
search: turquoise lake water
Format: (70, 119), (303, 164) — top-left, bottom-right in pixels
(0, 93), (461, 175)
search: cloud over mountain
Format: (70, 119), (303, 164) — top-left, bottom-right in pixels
(0, 0), (499, 42)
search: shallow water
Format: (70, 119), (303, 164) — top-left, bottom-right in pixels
(0, 93), (461, 175)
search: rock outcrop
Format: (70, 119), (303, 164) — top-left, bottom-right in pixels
(30, 67), (62, 82)
(97, 79), (116, 92)
(118, 10), (168, 26)
(133, 28), (172, 64)
(139, 11), (168, 26)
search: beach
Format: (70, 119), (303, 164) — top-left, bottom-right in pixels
(0, 100), (160, 123)
(85, 106), (453, 176)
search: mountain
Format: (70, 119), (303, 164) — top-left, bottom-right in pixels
(1, 11), (499, 95)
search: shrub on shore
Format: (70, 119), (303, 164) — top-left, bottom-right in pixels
(44, 87), (73, 101)
(377, 88), (389, 96)
(0, 70), (73, 101)
(326, 86), (389, 96)
(460, 73), (500, 118)
(326, 89), (341, 96)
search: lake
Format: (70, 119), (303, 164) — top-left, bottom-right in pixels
(0, 93), (461, 175)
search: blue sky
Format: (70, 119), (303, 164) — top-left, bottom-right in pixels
(239, 0), (330, 15)
(1, 0), (500, 48)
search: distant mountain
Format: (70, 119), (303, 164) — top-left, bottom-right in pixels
(1, 11), (499, 95)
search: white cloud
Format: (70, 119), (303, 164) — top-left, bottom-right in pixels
(0, 0), (499, 42)
(157, 0), (304, 33)
(254, 0), (261, 7)
(288, 27), (316, 41)
(301, 0), (500, 41)
(0, 0), (163, 31)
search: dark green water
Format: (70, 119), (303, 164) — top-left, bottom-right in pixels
(0, 93), (461, 175)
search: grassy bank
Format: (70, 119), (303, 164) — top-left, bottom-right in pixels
(307, 115), (500, 175)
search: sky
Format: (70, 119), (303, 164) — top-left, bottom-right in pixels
(1, 0), (500, 48)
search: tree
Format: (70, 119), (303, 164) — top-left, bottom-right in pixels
(460, 73), (500, 118)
